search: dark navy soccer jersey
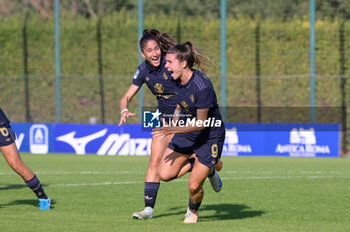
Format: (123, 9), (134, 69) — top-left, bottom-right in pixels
(132, 56), (177, 115)
(174, 70), (225, 140)
(0, 108), (10, 126)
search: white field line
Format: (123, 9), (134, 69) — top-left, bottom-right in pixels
(0, 171), (145, 175)
(1, 170), (350, 176)
(224, 171), (350, 175)
(1, 171), (350, 188)
(50, 181), (143, 187)
(46, 175), (350, 188)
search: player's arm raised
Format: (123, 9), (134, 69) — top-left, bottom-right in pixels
(119, 84), (139, 126)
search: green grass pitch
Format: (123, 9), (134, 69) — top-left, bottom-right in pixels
(0, 154), (349, 232)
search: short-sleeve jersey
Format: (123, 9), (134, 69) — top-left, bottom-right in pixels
(174, 70), (225, 140)
(132, 56), (177, 115)
(0, 108), (10, 126)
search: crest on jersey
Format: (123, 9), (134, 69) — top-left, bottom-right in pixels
(154, 83), (164, 93)
(181, 101), (190, 111)
(146, 77), (150, 82)
(163, 72), (169, 80)
(190, 94), (195, 103)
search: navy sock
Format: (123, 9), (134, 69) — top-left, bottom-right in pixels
(188, 198), (202, 211)
(25, 175), (48, 199)
(188, 157), (195, 172)
(144, 182), (160, 208)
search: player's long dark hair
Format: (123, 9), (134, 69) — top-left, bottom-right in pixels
(166, 41), (211, 74)
(139, 29), (177, 54)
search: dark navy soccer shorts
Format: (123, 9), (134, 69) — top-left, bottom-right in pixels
(0, 124), (16, 147)
(169, 132), (225, 168)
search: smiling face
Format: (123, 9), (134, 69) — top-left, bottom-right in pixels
(165, 53), (186, 80)
(141, 40), (162, 68)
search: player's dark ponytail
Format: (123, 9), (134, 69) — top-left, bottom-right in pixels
(140, 29), (176, 54)
(167, 41), (210, 74)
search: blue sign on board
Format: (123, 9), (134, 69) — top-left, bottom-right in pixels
(55, 124), (152, 155)
(11, 123), (53, 154)
(10, 123), (340, 157)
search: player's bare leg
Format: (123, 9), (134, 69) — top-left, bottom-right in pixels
(158, 148), (189, 182)
(133, 133), (172, 219)
(133, 135), (195, 219)
(1, 143), (34, 181)
(0, 143), (50, 210)
(184, 159), (209, 223)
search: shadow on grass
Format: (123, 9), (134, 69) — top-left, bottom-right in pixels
(155, 203), (264, 221)
(0, 184), (27, 190)
(199, 204), (264, 221)
(0, 199), (55, 209)
(0, 183), (49, 190)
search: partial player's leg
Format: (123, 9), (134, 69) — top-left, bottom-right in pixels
(132, 133), (173, 219)
(176, 154), (195, 178)
(205, 140), (224, 192)
(158, 148), (190, 182)
(208, 167), (222, 192)
(184, 158), (210, 223)
(215, 159), (223, 172)
(1, 143), (34, 180)
(0, 142), (50, 210)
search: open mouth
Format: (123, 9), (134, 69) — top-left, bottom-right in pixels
(151, 56), (160, 64)
(169, 71), (175, 78)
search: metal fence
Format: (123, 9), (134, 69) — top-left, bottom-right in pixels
(0, 0), (349, 153)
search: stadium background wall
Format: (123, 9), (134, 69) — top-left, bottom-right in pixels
(0, 0), (349, 154)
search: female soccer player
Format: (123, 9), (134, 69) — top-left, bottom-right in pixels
(153, 41), (225, 223)
(0, 108), (50, 210)
(119, 29), (194, 219)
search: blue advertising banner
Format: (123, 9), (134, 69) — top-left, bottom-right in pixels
(54, 124), (152, 155)
(222, 124), (265, 157)
(263, 124), (340, 158)
(11, 123), (54, 154)
(11, 123), (340, 157)
(223, 123), (340, 157)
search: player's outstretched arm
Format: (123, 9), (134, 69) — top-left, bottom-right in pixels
(118, 84), (140, 126)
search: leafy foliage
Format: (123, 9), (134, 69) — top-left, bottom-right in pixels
(1, 0), (350, 19)
(0, 12), (349, 126)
